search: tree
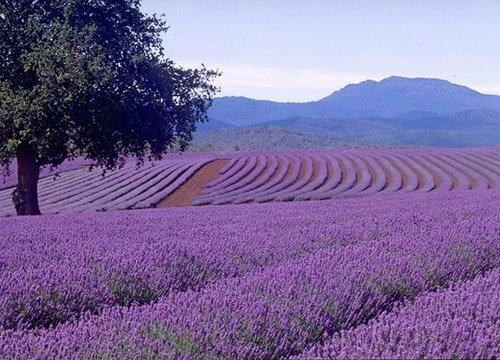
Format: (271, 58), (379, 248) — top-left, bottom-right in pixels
(0, 0), (220, 215)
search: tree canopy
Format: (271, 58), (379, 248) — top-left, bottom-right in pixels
(0, 0), (220, 215)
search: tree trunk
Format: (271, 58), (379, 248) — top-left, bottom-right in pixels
(12, 144), (41, 215)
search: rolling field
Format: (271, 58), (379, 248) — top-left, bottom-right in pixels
(194, 147), (500, 205)
(1, 147), (500, 216)
(0, 189), (499, 358)
(1, 147), (500, 358)
(0, 153), (220, 216)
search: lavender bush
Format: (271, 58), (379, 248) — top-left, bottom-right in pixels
(299, 267), (500, 359)
(0, 189), (499, 358)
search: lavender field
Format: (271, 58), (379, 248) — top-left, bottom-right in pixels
(194, 148), (500, 205)
(1, 148), (500, 217)
(0, 153), (220, 216)
(1, 186), (500, 358)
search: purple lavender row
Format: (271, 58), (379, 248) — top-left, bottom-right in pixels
(1, 190), (500, 358)
(233, 154), (290, 204)
(298, 154), (342, 200)
(436, 151), (487, 189)
(40, 161), (174, 213)
(207, 155), (270, 205)
(273, 155), (322, 201)
(245, 154), (296, 202)
(278, 154), (328, 201)
(1, 191), (415, 331)
(406, 151), (452, 191)
(202, 156), (253, 192)
(201, 156), (244, 190)
(5, 149), (500, 212)
(213, 155), (279, 205)
(273, 155), (314, 201)
(196, 152), (287, 205)
(347, 152), (387, 197)
(217, 156), (238, 176)
(298, 267), (500, 359)
(478, 148), (500, 168)
(427, 148), (500, 189)
(63, 162), (182, 213)
(435, 149), (497, 188)
(319, 153), (357, 198)
(386, 152), (419, 191)
(108, 161), (198, 210)
(192, 156), (258, 205)
(0, 167), (104, 212)
(477, 151), (500, 184)
(67, 160), (187, 212)
(0, 161), (149, 215)
(443, 151), (495, 189)
(43, 162), (175, 213)
(421, 150), (471, 190)
(133, 158), (217, 208)
(466, 151), (500, 184)
(361, 153), (390, 194)
(371, 153), (402, 194)
(0, 157), (93, 191)
(34, 167), (96, 196)
(254, 155), (302, 202)
(393, 151), (434, 192)
(331, 154), (362, 195)
(200, 148), (500, 204)
(475, 151), (500, 179)
(0, 154), (218, 215)
(232, 155), (288, 204)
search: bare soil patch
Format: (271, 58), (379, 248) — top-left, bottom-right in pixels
(158, 159), (229, 207)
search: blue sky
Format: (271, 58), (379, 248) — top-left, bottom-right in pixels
(141, 0), (500, 102)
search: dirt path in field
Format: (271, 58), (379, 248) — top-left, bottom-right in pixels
(158, 159), (229, 207)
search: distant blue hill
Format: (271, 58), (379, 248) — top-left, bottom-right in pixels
(205, 76), (500, 147)
(317, 76), (500, 117)
(195, 118), (236, 133)
(207, 96), (348, 127)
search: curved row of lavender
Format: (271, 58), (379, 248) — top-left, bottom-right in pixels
(1, 189), (499, 358)
(298, 267), (500, 359)
(1, 148), (499, 215)
(193, 148), (500, 205)
(0, 153), (219, 216)
(0, 157), (93, 191)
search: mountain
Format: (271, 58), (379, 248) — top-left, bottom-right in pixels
(207, 96), (348, 127)
(195, 118), (236, 133)
(204, 76), (500, 148)
(318, 76), (500, 117)
(244, 108), (500, 148)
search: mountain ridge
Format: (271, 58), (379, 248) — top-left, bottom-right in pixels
(204, 76), (500, 148)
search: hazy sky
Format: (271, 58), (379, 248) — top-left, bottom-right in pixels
(140, 0), (500, 102)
